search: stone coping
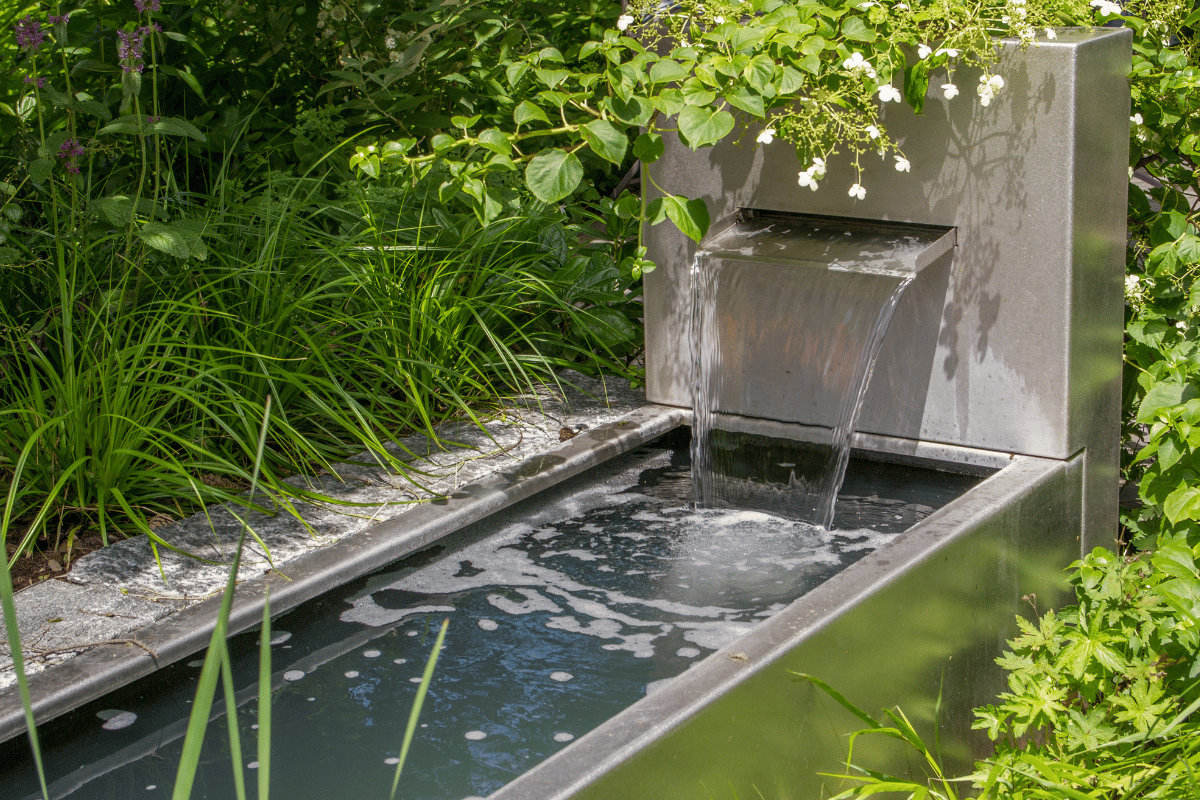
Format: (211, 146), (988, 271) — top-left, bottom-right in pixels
(0, 373), (646, 700)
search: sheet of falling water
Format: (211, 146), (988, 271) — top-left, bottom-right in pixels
(4, 435), (973, 800)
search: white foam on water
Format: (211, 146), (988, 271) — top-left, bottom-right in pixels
(393, 658), (407, 665)
(549, 671), (573, 682)
(384, 757), (400, 765)
(601, 632), (660, 658)
(553, 732), (574, 742)
(477, 618), (499, 631)
(676, 647), (701, 658)
(247, 762), (259, 770)
(597, 565), (614, 572)
(146, 786), (155, 791)
(271, 632), (292, 645)
(545, 616), (622, 640)
(487, 588), (562, 615)
(100, 711), (137, 731)
(344, 671), (359, 678)
(409, 677), (422, 683)
(645, 678), (673, 694)
(679, 621), (755, 651)
(542, 549), (604, 562)
(339, 599), (455, 627)
(283, 670), (305, 682)
(363, 649), (382, 658)
(464, 730), (487, 740)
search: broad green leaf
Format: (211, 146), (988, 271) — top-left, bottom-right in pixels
(150, 117), (207, 142)
(633, 132), (664, 163)
(514, 101), (551, 127)
(534, 68), (569, 89)
(744, 55), (776, 92)
(649, 59), (690, 85)
(652, 89), (685, 117)
(677, 106), (735, 149)
(581, 119), (627, 165)
(75, 99), (112, 121)
(525, 149), (583, 203)
(904, 62), (931, 114)
(796, 53), (822, 74)
(608, 95), (654, 126)
(650, 195), (710, 242)
(731, 25), (766, 51)
(725, 86), (765, 117)
(800, 35), (827, 55)
(1138, 382), (1199, 423)
(28, 158), (53, 185)
(138, 219), (207, 260)
(840, 16), (876, 42)
(779, 65), (805, 94)
(1166, 484), (1200, 524)
(506, 62), (529, 87)
(584, 307), (639, 348)
(682, 78), (716, 106)
(477, 128), (510, 156)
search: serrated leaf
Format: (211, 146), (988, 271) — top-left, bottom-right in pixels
(138, 219), (207, 260)
(1138, 382), (1199, 423)
(476, 128), (510, 155)
(506, 62), (529, 87)
(840, 16), (876, 42)
(514, 101), (550, 128)
(581, 119), (627, 165)
(583, 307), (638, 348)
(677, 106), (735, 149)
(525, 149), (583, 203)
(150, 117), (206, 141)
(28, 158), (53, 185)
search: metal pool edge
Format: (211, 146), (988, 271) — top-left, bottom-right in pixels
(491, 450), (1081, 800)
(0, 404), (688, 744)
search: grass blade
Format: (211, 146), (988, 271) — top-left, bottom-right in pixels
(389, 617), (449, 800)
(173, 396), (273, 800)
(258, 589), (272, 800)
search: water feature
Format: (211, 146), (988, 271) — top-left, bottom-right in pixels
(691, 210), (956, 527)
(0, 427), (982, 800)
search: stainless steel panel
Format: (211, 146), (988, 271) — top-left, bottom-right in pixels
(492, 451), (1082, 800)
(644, 30), (1129, 549)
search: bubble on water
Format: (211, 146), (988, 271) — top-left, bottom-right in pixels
(283, 670), (305, 682)
(251, 724), (259, 730)
(384, 757), (400, 765)
(477, 618), (498, 631)
(464, 730), (487, 740)
(344, 671), (359, 678)
(393, 658), (407, 665)
(247, 761), (259, 769)
(363, 649), (381, 658)
(100, 711), (137, 731)
(410, 677), (423, 683)
(187, 660), (204, 668)
(676, 647), (701, 658)
(146, 786), (156, 791)
(271, 632), (292, 645)
(553, 732), (574, 742)
(308, 697), (315, 701)
(406, 630), (418, 637)
(549, 671), (573, 682)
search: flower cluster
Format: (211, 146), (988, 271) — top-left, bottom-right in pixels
(841, 51), (877, 80)
(14, 14), (46, 52)
(1001, 0), (1038, 42)
(1090, 0), (1122, 16)
(977, 73), (1005, 107)
(23, 75), (48, 88)
(797, 157), (826, 191)
(134, 0), (161, 13)
(48, 14), (69, 24)
(117, 25), (157, 73)
(57, 138), (85, 174)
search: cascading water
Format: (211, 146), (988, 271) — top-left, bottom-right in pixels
(691, 210), (951, 528)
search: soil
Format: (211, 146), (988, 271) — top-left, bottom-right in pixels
(6, 530), (114, 593)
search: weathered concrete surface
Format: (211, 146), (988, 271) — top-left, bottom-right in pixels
(1, 372), (643, 691)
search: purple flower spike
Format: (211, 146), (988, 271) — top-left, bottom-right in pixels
(49, 14), (70, 24)
(117, 28), (147, 73)
(23, 75), (48, 88)
(58, 138), (85, 174)
(134, 0), (161, 12)
(14, 15), (46, 52)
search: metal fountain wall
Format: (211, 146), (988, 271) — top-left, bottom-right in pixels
(489, 28), (1131, 800)
(643, 28), (1130, 554)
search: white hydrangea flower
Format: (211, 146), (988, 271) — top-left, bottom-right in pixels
(942, 83), (959, 99)
(1090, 0), (1122, 15)
(810, 157), (826, 178)
(895, 2), (909, 8)
(798, 170), (819, 190)
(1045, 27), (1057, 38)
(866, 125), (880, 139)
(935, 47), (959, 57)
(859, 1), (877, 7)
(877, 84), (901, 103)
(977, 74), (1004, 107)
(894, 155), (911, 172)
(1131, 113), (1143, 125)
(714, 15), (725, 23)
(918, 43), (932, 59)
(617, 14), (634, 31)
(848, 183), (866, 200)
(756, 127), (776, 144)
(842, 52), (877, 79)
